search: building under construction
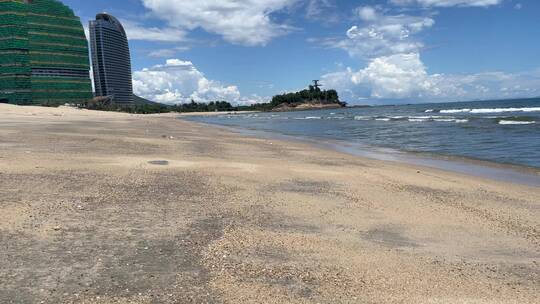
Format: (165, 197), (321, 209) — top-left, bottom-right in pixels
(0, 0), (92, 105)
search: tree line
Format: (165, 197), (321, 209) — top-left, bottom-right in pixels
(79, 86), (345, 114)
(270, 86), (344, 108)
(81, 99), (268, 114)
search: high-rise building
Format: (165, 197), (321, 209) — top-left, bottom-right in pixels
(89, 13), (134, 104)
(0, 0), (93, 105)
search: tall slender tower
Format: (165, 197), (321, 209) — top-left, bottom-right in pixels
(89, 13), (133, 104)
(0, 0), (92, 105)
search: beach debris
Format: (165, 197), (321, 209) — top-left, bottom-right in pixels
(53, 226), (62, 231)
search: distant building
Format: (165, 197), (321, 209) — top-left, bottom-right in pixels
(0, 0), (93, 105)
(89, 13), (134, 104)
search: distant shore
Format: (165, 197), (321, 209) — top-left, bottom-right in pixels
(1, 104), (538, 303)
(272, 102), (345, 112)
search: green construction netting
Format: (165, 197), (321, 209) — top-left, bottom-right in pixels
(0, 0), (92, 105)
(0, 76), (30, 90)
(31, 81), (91, 91)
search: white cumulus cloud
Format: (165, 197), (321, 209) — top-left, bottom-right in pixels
(322, 53), (540, 103)
(332, 7), (434, 58)
(133, 59), (248, 105)
(140, 0), (298, 46)
(322, 53), (439, 100)
(351, 53), (435, 99)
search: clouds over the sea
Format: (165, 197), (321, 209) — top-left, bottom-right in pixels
(322, 54), (540, 102)
(133, 59), (262, 105)
(319, 3), (540, 103)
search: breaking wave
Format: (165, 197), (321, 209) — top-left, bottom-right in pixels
(353, 115), (468, 123)
(498, 120), (536, 125)
(295, 116), (322, 120)
(439, 107), (540, 114)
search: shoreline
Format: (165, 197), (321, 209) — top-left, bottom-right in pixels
(1, 104), (539, 303)
(179, 116), (540, 187)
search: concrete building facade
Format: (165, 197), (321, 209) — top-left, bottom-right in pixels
(89, 13), (133, 104)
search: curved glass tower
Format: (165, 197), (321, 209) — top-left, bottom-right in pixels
(89, 13), (134, 104)
(0, 0), (92, 105)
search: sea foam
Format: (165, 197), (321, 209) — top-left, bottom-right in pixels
(441, 107), (540, 114)
(498, 120), (536, 125)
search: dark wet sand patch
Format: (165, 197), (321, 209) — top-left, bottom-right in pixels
(270, 179), (338, 195)
(148, 160), (169, 166)
(362, 227), (419, 248)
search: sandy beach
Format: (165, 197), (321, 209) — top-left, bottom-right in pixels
(0, 104), (538, 304)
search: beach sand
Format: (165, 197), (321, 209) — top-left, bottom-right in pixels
(0, 104), (538, 303)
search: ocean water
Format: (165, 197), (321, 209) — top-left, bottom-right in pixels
(185, 98), (540, 169)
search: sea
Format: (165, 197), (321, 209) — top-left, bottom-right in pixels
(184, 98), (540, 185)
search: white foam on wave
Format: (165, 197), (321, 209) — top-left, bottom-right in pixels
(412, 115), (448, 119)
(406, 115), (451, 120)
(294, 116), (322, 120)
(352, 115), (468, 123)
(498, 120), (536, 125)
(425, 109), (434, 113)
(441, 107), (540, 114)
(434, 118), (469, 123)
(473, 107), (540, 114)
(440, 109), (471, 114)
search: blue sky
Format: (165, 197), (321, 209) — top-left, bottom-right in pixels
(65, 0), (540, 105)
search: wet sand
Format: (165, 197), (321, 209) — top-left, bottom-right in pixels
(0, 104), (538, 303)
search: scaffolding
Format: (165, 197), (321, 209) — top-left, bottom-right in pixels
(0, 0), (92, 105)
